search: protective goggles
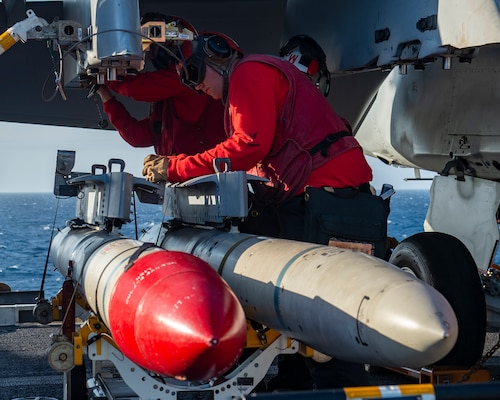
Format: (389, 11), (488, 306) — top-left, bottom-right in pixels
(180, 35), (233, 89)
(180, 46), (206, 89)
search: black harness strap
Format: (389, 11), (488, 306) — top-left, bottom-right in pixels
(308, 131), (352, 157)
(124, 242), (158, 271)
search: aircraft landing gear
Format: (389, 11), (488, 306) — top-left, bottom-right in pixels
(389, 231), (486, 366)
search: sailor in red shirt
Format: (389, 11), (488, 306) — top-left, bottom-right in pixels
(94, 14), (227, 156)
(142, 33), (383, 391)
(143, 33), (372, 202)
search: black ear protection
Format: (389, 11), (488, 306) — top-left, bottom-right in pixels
(315, 65), (331, 98)
(204, 35), (232, 60)
(279, 34), (331, 97)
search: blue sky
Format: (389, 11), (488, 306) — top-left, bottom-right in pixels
(0, 121), (435, 193)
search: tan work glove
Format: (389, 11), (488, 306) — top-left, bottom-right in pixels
(142, 154), (169, 182)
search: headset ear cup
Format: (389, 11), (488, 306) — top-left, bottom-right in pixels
(320, 69), (331, 97)
(319, 76), (330, 97)
(205, 35), (231, 59)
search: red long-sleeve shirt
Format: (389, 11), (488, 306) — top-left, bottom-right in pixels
(104, 69), (227, 156)
(167, 60), (372, 194)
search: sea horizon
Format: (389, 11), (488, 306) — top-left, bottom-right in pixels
(0, 189), (452, 298)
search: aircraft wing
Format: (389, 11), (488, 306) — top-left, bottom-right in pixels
(3, 0), (500, 181)
(0, 0), (286, 130)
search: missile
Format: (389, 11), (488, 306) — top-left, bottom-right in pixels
(50, 226), (247, 381)
(142, 225), (458, 368)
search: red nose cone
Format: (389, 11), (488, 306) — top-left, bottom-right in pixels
(108, 250), (246, 381)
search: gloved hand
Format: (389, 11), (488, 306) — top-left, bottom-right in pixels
(142, 154), (169, 182)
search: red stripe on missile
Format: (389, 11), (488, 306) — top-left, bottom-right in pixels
(108, 250), (246, 381)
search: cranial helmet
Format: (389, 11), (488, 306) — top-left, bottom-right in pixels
(180, 32), (243, 90)
(279, 34), (331, 97)
(141, 13), (198, 70)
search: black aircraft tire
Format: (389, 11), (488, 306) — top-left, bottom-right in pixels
(389, 231), (486, 367)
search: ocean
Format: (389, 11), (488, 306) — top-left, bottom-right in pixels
(0, 192), (163, 299)
(0, 190), (444, 299)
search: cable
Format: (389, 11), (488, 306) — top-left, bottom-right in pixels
(41, 40), (61, 102)
(40, 27), (189, 103)
(37, 195), (61, 301)
(132, 192), (138, 239)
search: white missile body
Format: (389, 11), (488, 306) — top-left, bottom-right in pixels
(142, 225), (458, 368)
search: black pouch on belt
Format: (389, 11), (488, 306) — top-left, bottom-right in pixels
(303, 186), (389, 259)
